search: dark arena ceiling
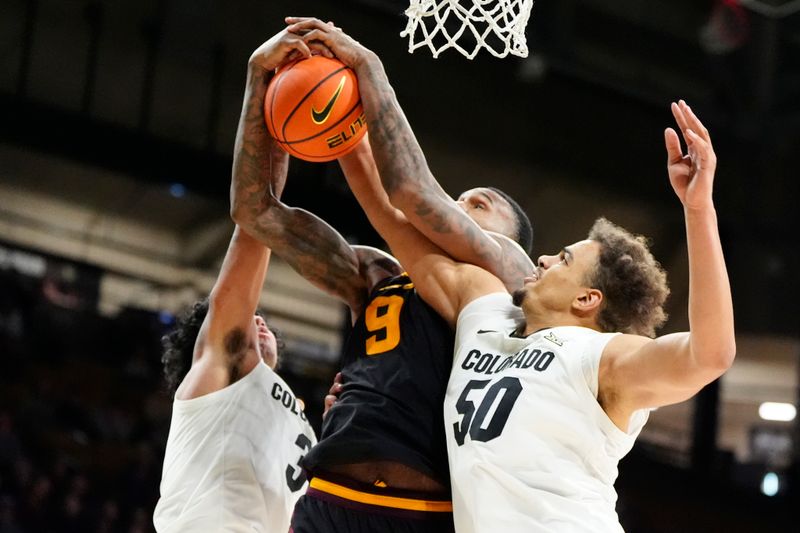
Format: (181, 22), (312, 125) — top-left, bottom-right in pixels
(1, 0), (799, 336)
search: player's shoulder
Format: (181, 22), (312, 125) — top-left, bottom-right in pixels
(456, 290), (519, 331)
(597, 332), (652, 373)
(352, 245), (403, 291)
(352, 245), (400, 270)
(543, 326), (624, 351)
(601, 332), (650, 355)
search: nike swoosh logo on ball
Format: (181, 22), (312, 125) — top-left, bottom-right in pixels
(311, 76), (346, 125)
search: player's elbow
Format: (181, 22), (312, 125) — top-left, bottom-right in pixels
(230, 200), (250, 225)
(229, 204), (253, 237)
(230, 201), (243, 224)
(697, 340), (736, 377)
(716, 340), (737, 371)
(230, 195), (273, 232)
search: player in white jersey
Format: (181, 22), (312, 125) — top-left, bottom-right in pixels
(286, 21), (735, 532)
(224, 21), (536, 533)
(446, 288), (647, 532)
(397, 101), (730, 531)
(153, 30), (321, 533)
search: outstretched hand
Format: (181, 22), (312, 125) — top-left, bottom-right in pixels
(285, 17), (373, 70)
(664, 100), (717, 211)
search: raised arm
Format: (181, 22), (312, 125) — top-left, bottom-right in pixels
(338, 134), (409, 246)
(180, 31), (314, 398)
(230, 30), (391, 317)
(600, 101), (736, 424)
(337, 133), (453, 323)
(290, 18), (534, 291)
(339, 130), (504, 326)
(198, 226), (271, 373)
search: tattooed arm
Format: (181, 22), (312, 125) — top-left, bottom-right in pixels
(230, 32), (396, 317)
(340, 134), (534, 294)
(288, 18), (534, 292)
(179, 29), (317, 400)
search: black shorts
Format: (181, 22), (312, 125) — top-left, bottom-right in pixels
(290, 473), (455, 533)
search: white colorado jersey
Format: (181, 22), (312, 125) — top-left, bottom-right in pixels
(445, 293), (648, 533)
(153, 362), (317, 533)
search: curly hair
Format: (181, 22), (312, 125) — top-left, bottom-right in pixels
(161, 300), (284, 396)
(586, 218), (670, 338)
(161, 298), (209, 396)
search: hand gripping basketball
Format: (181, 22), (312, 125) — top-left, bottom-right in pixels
(264, 55), (367, 162)
(285, 17), (374, 70)
(249, 28), (316, 73)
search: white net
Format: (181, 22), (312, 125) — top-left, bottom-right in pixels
(401, 0), (534, 59)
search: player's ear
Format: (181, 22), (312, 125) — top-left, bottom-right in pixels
(572, 288), (602, 316)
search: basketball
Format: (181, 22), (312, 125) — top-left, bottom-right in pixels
(265, 56), (367, 162)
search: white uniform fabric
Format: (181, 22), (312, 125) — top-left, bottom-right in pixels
(445, 293), (649, 533)
(153, 362), (317, 533)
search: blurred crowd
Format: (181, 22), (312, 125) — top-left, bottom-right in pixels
(0, 266), (173, 533)
(0, 254), (330, 533)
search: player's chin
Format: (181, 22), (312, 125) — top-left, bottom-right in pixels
(262, 343), (279, 369)
(257, 339), (269, 359)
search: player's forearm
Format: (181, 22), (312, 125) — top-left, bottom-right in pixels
(230, 66), (288, 225)
(207, 226), (271, 343)
(684, 206), (736, 370)
(340, 141), (532, 292)
(229, 66), (366, 310)
(353, 55), (503, 270)
(353, 53), (429, 201)
(338, 136), (409, 244)
(249, 203), (368, 313)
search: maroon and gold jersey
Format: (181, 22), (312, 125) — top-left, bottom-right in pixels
(303, 273), (453, 486)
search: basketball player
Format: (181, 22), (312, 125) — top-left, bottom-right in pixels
(291, 20), (734, 531)
(234, 145), (533, 530)
(230, 31), (535, 533)
(152, 30), (320, 532)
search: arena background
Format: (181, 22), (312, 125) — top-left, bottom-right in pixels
(0, 0), (797, 531)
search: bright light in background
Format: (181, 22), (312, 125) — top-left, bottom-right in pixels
(169, 183), (187, 198)
(761, 472), (779, 497)
(758, 402), (796, 422)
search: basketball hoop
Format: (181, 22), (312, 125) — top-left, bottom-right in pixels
(401, 0), (535, 59)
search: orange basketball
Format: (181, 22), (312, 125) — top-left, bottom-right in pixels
(265, 56), (367, 163)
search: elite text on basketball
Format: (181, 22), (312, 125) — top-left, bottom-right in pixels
(326, 112), (367, 148)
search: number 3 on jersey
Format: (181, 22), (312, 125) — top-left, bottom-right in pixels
(365, 295), (404, 355)
(453, 377), (523, 446)
(285, 433), (312, 492)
